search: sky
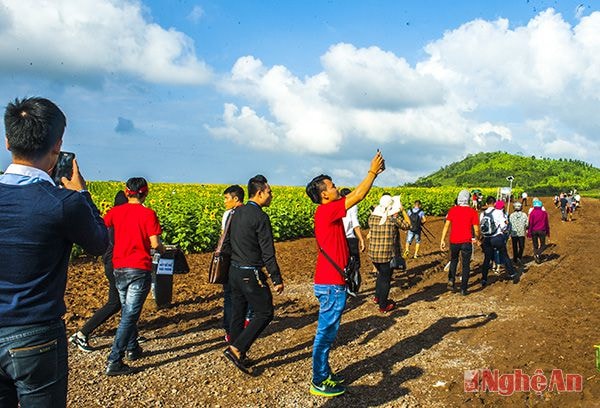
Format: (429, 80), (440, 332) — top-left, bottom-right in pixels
(0, 0), (599, 186)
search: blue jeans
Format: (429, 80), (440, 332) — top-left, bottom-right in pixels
(0, 320), (67, 407)
(108, 268), (151, 363)
(406, 230), (421, 244)
(312, 284), (346, 384)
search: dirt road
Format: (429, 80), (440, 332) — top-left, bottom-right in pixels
(65, 198), (600, 407)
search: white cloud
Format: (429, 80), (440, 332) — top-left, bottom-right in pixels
(205, 103), (281, 149)
(209, 8), (600, 172)
(187, 5), (205, 23)
(0, 0), (212, 85)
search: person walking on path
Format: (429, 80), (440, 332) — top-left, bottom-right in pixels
(509, 201), (528, 265)
(480, 199), (519, 287)
(70, 190), (128, 352)
(220, 185), (253, 344)
(521, 191), (528, 207)
(0, 97), (108, 406)
(440, 190), (480, 295)
(104, 177), (165, 376)
(559, 193), (569, 221)
(528, 199), (550, 264)
(305, 151), (385, 397)
(368, 194), (404, 312)
(404, 200), (427, 259)
(222, 175), (284, 375)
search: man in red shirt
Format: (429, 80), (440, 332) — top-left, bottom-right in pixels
(305, 151), (385, 397)
(440, 189), (480, 296)
(103, 177), (165, 375)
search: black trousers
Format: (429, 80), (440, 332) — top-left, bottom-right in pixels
(228, 264), (274, 355)
(347, 237), (360, 265)
(449, 242), (472, 291)
(80, 262), (121, 336)
(511, 236), (525, 261)
(482, 235), (516, 280)
(531, 231), (547, 256)
(373, 262), (393, 309)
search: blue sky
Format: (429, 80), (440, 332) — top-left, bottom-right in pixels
(1, 0), (598, 186)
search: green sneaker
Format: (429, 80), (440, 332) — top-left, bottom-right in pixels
(328, 373), (345, 384)
(310, 378), (346, 397)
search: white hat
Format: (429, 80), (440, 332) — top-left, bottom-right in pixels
(372, 195), (401, 225)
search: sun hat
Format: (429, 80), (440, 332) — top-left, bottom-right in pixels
(533, 199), (543, 207)
(494, 200), (505, 210)
(372, 195), (402, 225)
(513, 202), (522, 210)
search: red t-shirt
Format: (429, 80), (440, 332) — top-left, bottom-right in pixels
(446, 205), (479, 244)
(314, 197), (348, 285)
(104, 203), (162, 271)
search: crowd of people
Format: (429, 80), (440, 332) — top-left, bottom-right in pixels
(0, 97), (568, 404)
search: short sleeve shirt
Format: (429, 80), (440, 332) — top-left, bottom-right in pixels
(104, 203), (162, 271)
(445, 205), (479, 244)
(221, 209), (232, 231)
(342, 205), (360, 239)
(314, 197), (348, 285)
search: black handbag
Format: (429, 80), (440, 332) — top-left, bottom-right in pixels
(317, 244), (361, 297)
(208, 211), (233, 284)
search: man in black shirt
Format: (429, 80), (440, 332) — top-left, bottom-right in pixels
(223, 174), (284, 374)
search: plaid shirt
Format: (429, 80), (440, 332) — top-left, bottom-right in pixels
(368, 214), (402, 263)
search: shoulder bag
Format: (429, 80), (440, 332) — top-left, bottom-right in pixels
(317, 242), (361, 297)
(208, 211), (233, 284)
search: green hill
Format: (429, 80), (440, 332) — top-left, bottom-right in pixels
(408, 152), (600, 195)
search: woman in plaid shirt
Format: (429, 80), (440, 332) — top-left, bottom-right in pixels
(368, 195), (404, 313)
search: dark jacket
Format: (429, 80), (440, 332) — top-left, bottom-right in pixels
(0, 181), (108, 325)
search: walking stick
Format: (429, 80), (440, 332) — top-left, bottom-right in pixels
(420, 225), (433, 243)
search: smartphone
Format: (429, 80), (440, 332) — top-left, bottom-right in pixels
(377, 148), (386, 171)
(51, 151), (75, 185)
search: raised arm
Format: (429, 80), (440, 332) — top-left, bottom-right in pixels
(345, 151), (385, 209)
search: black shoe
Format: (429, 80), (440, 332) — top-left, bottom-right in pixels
(106, 360), (132, 376)
(223, 348), (251, 375)
(460, 289), (469, 296)
(534, 254), (542, 264)
(447, 280), (455, 291)
(137, 335), (149, 344)
(481, 280), (487, 288)
(125, 346), (143, 361)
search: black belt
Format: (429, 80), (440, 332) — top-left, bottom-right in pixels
(231, 262), (260, 270)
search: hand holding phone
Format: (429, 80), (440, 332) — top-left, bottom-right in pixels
(52, 152), (87, 191)
(51, 151), (75, 186)
(371, 149), (385, 174)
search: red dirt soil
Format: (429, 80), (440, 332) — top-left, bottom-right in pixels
(65, 197), (600, 407)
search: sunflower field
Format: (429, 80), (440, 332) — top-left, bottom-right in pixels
(88, 182), (495, 253)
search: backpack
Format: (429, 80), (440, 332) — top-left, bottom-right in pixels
(408, 209), (422, 233)
(480, 211), (497, 237)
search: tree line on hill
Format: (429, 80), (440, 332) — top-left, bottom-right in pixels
(407, 152), (600, 195)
